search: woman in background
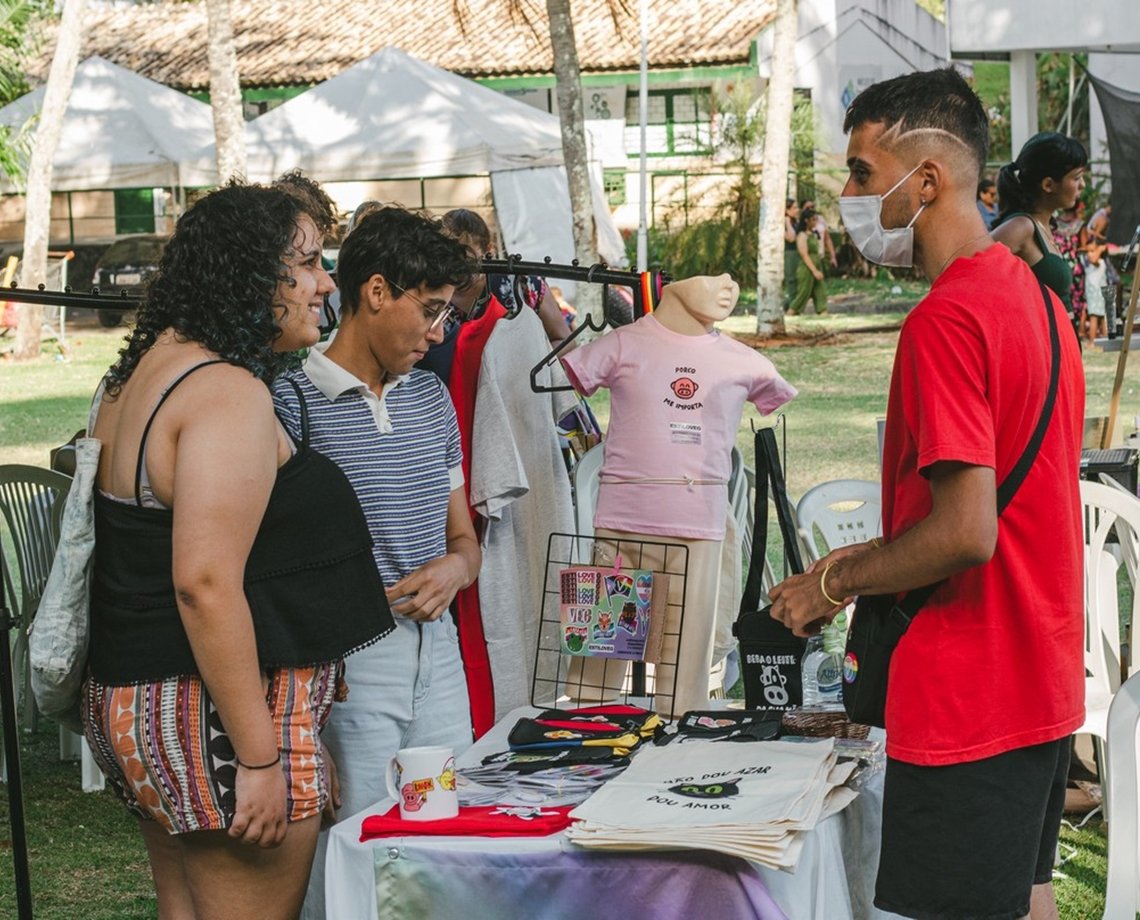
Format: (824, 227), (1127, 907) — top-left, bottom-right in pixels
(787, 207), (828, 316)
(992, 131), (1088, 342)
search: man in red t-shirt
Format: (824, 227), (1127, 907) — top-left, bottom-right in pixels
(770, 69), (1084, 920)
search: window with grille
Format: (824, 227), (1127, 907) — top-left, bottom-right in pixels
(623, 88), (712, 156)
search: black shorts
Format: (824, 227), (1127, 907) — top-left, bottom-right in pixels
(875, 736), (1070, 920)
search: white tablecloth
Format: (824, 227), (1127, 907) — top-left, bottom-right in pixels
(325, 707), (887, 920)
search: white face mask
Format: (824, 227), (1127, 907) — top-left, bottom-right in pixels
(838, 163), (926, 268)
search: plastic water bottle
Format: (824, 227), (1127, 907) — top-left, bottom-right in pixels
(801, 620), (845, 708)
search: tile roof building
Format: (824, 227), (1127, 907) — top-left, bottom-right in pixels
(14, 0), (947, 244)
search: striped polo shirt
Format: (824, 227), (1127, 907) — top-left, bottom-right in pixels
(272, 342), (463, 587)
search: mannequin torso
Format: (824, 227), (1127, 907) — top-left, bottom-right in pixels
(560, 275), (797, 715)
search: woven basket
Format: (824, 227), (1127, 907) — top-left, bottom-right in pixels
(781, 708), (871, 740)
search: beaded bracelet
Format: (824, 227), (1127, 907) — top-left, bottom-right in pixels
(820, 561), (845, 607)
(237, 752), (282, 771)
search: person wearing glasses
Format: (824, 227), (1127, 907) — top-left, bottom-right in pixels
(271, 206), (480, 920)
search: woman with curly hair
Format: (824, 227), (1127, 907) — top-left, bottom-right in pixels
(83, 182), (393, 919)
(992, 131), (1088, 341)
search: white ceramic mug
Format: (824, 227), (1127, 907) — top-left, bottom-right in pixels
(385, 745), (459, 821)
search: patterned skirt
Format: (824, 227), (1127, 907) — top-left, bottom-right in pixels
(82, 663), (340, 834)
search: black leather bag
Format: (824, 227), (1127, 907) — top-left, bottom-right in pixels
(842, 279), (1062, 728)
(734, 426), (806, 711)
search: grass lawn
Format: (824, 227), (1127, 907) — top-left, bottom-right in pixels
(1, 300), (1136, 917)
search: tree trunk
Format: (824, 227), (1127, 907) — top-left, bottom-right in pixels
(13, 0), (85, 361)
(755, 0), (798, 337)
(206, 0), (246, 182)
(545, 0), (602, 326)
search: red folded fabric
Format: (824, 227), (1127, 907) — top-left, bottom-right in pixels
(360, 805), (574, 842)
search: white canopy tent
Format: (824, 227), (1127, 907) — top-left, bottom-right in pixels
(238, 46), (626, 277)
(0, 55), (218, 193)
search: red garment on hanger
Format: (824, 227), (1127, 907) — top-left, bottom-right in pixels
(449, 297), (508, 738)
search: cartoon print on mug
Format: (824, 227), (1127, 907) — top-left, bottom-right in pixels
(438, 756), (457, 792)
(401, 782), (427, 813)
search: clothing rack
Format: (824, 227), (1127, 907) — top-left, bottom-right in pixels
(475, 258), (669, 395)
(1, 258), (665, 320)
(2, 282), (140, 313)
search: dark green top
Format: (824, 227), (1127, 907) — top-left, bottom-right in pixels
(1003, 212), (1073, 313)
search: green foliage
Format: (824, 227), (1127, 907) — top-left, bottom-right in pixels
(643, 85), (823, 288)
(0, 0), (42, 102)
(971, 62), (1012, 165)
(0, 723), (156, 919)
(1038, 53), (1089, 150)
(969, 54), (1090, 169)
(0, 0), (47, 185)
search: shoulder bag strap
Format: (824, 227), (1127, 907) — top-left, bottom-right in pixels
(739, 428), (770, 617)
(899, 277), (1062, 616)
(761, 426), (805, 577)
(281, 377), (311, 451)
(739, 424), (803, 619)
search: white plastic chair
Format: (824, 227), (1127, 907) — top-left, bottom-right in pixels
(1104, 669), (1140, 919)
(794, 478), (882, 563)
(1097, 473), (1140, 600)
(1079, 481), (1140, 802)
(571, 442), (605, 541)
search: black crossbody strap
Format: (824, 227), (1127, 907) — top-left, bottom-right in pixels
(739, 426), (803, 618)
(996, 280), (1062, 512)
(900, 278), (1062, 616)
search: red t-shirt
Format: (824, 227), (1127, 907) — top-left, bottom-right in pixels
(880, 243), (1085, 766)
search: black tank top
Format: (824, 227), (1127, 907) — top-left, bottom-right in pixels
(89, 361), (395, 684)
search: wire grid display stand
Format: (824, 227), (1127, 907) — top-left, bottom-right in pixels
(532, 531), (688, 718)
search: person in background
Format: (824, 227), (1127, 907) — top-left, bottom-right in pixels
(1087, 202), (1112, 245)
(801, 199), (839, 271)
(991, 131), (1088, 343)
(549, 285), (580, 333)
(787, 207), (828, 316)
(446, 209), (570, 344)
(273, 169), (339, 241)
(784, 198), (800, 307)
(771, 68), (1084, 920)
(415, 209), (571, 386)
(1054, 200), (1088, 329)
(1084, 238), (1110, 345)
(272, 206), (479, 920)
(83, 182), (393, 920)
(976, 177), (998, 230)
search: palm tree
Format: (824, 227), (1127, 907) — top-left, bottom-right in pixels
(13, 0), (85, 361)
(205, 0), (245, 182)
(755, 0), (798, 337)
(544, 0), (601, 324)
(0, 0), (39, 183)
(455, 0), (604, 323)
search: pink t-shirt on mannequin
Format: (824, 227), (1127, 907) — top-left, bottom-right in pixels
(562, 304), (796, 540)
